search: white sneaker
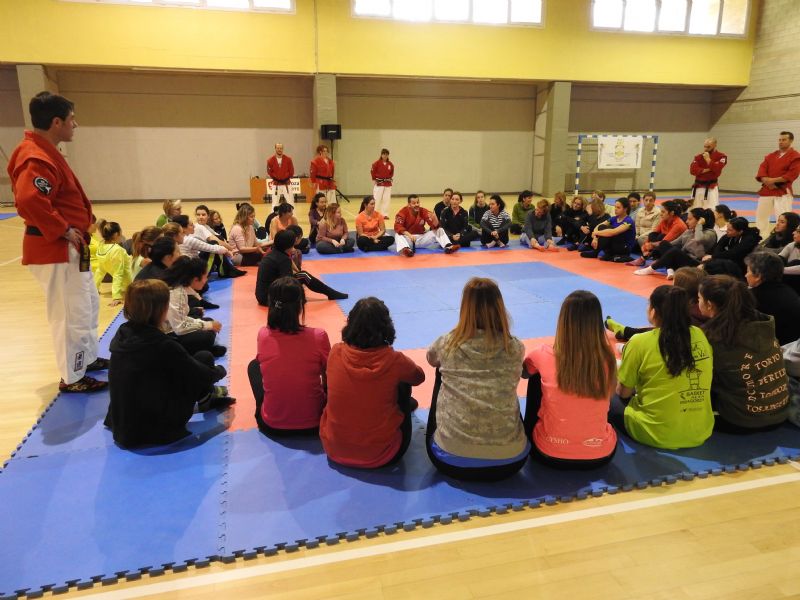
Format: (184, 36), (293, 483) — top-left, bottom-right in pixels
(634, 266), (655, 276)
(666, 268), (675, 280)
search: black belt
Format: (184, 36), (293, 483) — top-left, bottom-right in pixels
(316, 175), (333, 181)
(272, 178), (291, 185)
(375, 178), (393, 183)
(25, 226), (43, 236)
(691, 179), (718, 201)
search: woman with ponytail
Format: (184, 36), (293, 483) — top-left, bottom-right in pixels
(131, 226), (162, 277)
(616, 285), (714, 449)
(248, 277), (330, 436)
(703, 216), (761, 275)
(713, 204), (736, 240)
(699, 275), (789, 432)
(94, 219), (133, 306)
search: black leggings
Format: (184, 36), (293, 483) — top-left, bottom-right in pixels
(247, 359), (319, 437)
(523, 375), (615, 470)
(169, 329), (217, 355)
(294, 271), (345, 299)
(356, 235), (394, 252)
(480, 229), (510, 245)
(426, 370), (527, 481)
(596, 230), (633, 260)
(447, 229), (479, 248)
(651, 245), (701, 271)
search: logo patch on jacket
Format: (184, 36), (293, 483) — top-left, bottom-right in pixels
(34, 177), (52, 195)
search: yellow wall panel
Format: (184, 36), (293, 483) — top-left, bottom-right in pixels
(0, 0), (316, 73)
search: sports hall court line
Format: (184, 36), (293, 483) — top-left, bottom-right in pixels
(82, 471), (800, 600)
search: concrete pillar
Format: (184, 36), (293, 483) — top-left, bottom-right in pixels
(541, 81), (571, 197)
(313, 73), (338, 150)
(16, 65), (59, 130)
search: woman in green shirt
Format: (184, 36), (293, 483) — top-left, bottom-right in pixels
(615, 285), (714, 449)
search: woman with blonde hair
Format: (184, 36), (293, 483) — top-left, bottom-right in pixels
(523, 291), (617, 468)
(317, 203), (355, 254)
(426, 278), (529, 481)
(229, 203), (269, 266)
(156, 199), (182, 227)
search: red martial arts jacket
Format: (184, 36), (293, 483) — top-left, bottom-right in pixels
(371, 159), (394, 187)
(757, 149), (800, 197)
(267, 154), (295, 183)
(690, 150), (727, 187)
(8, 131), (93, 265)
(310, 156), (335, 190)
(394, 206), (438, 235)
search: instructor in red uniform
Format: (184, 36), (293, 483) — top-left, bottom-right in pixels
(756, 131), (800, 237)
(8, 92), (108, 393)
(371, 148), (394, 219)
(690, 137), (727, 210)
(266, 142), (295, 206)
(310, 144), (336, 204)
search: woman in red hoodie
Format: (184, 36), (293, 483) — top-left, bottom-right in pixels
(320, 297), (425, 468)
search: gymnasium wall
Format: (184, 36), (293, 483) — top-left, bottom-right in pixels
(335, 78), (536, 199)
(567, 85), (713, 194)
(0, 68), (24, 205)
(55, 70), (315, 202)
(709, 0), (800, 193)
(0, 0), (755, 87)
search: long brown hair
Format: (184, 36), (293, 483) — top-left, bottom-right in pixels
(233, 203), (255, 228)
(132, 226), (162, 260)
(323, 203), (340, 229)
(700, 275), (757, 346)
(553, 291), (616, 399)
(445, 278), (512, 355)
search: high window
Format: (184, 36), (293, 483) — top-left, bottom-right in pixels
(62, 0), (293, 13)
(592, 0), (748, 36)
(353, 0), (543, 26)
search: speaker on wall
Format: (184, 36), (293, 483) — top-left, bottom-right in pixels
(321, 124), (342, 140)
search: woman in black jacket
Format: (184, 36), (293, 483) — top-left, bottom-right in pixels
(255, 230), (348, 306)
(104, 279), (231, 448)
(703, 217), (761, 274)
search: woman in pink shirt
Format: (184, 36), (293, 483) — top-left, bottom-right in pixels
(523, 290), (618, 468)
(317, 204), (355, 254)
(247, 276), (330, 436)
(355, 196), (393, 252)
(229, 203), (269, 266)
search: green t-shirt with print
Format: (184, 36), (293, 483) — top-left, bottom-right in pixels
(618, 326), (714, 450)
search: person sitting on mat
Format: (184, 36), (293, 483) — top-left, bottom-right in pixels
(468, 190), (488, 229)
(480, 195), (512, 248)
(628, 200), (687, 267)
(568, 193), (609, 252)
(426, 278), (529, 481)
(320, 297), (425, 468)
(134, 236), (181, 282)
(510, 190), (535, 235)
(130, 226), (161, 279)
(255, 230), (347, 305)
(316, 203), (356, 255)
(270, 203), (309, 254)
(93, 219), (133, 307)
(614, 285), (714, 449)
(700, 217), (761, 276)
(394, 194), (456, 257)
(606, 266), (708, 341)
(549, 191), (567, 237)
(104, 279), (232, 448)
(228, 203), (269, 267)
(580, 197), (636, 262)
(355, 195), (394, 252)
(523, 290), (617, 469)
(440, 191), (479, 249)
(156, 198), (182, 228)
(633, 208), (717, 279)
(162, 256), (226, 357)
(307, 192), (327, 247)
(698, 275), (789, 433)
(759, 212), (800, 253)
(556, 195), (589, 246)
(520, 199), (558, 251)
(248, 277), (330, 437)
(744, 251), (800, 346)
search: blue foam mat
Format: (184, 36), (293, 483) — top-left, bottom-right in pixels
(303, 242), (516, 261)
(326, 263), (648, 349)
(0, 213), (17, 221)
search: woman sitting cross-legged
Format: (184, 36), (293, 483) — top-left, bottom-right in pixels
(248, 277), (330, 436)
(480, 195), (512, 248)
(104, 279), (232, 448)
(426, 278), (529, 481)
(307, 192), (328, 247)
(614, 285), (714, 449)
(744, 251), (800, 345)
(162, 256), (226, 357)
(316, 203), (356, 254)
(700, 216), (761, 275)
(355, 195), (394, 252)
(320, 297), (425, 468)
(440, 191), (479, 248)
(699, 275), (790, 433)
(229, 202), (269, 266)
(628, 200), (687, 266)
(570, 193), (610, 252)
(255, 230), (347, 304)
(520, 199), (558, 251)
(633, 208), (718, 278)
(580, 197), (635, 262)
(523, 291), (617, 469)
(134, 236), (181, 282)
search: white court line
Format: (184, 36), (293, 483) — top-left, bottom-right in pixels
(0, 255), (21, 267)
(86, 471), (800, 599)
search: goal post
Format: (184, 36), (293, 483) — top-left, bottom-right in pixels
(574, 133), (659, 194)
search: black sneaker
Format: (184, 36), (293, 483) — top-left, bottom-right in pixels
(211, 345), (227, 358)
(327, 290), (349, 300)
(199, 299), (219, 310)
(580, 249), (599, 259)
(86, 357), (110, 371)
(198, 395), (236, 412)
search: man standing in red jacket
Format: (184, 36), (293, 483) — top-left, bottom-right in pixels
(266, 142), (296, 206)
(690, 137), (727, 210)
(371, 148), (394, 219)
(756, 131), (800, 236)
(8, 92), (107, 392)
(310, 144), (336, 204)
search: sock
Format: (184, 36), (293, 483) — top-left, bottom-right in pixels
(605, 316), (625, 337)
